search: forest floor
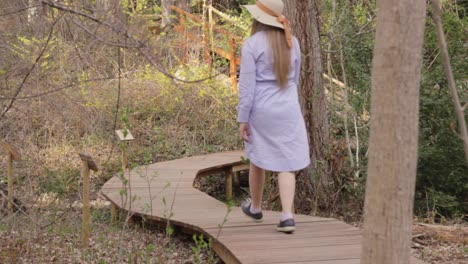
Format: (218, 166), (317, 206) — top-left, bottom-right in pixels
(0, 197), (221, 264)
(0, 175), (465, 264)
(411, 222), (467, 264)
(0, 194), (466, 264)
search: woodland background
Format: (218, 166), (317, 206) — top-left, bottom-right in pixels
(0, 0), (466, 263)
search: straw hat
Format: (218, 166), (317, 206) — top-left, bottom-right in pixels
(243, 0), (286, 29)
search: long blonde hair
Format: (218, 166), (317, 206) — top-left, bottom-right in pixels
(251, 20), (291, 88)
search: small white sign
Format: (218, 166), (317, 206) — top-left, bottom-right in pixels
(115, 129), (135, 141)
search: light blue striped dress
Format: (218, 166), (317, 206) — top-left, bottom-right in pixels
(237, 31), (310, 172)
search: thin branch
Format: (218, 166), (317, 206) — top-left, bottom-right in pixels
(0, 78), (112, 99)
(431, 0), (468, 163)
(70, 18), (140, 48)
(353, 114), (360, 169)
(0, 189), (69, 230)
(427, 49), (441, 70)
(0, 14), (62, 119)
(0, 5), (41, 17)
(0, 191), (39, 227)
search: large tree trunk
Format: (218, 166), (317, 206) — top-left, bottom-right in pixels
(361, 0), (426, 263)
(285, 0), (330, 211)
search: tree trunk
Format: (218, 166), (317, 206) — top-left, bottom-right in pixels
(161, 0), (173, 26)
(361, 0), (426, 263)
(27, 0), (38, 23)
(285, 0), (330, 210)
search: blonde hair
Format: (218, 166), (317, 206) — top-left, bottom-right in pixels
(251, 20), (291, 88)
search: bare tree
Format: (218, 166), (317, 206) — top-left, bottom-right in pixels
(361, 0), (426, 263)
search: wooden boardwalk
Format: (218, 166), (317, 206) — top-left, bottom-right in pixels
(101, 151), (423, 264)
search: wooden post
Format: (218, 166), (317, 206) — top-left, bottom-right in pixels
(111, 203), (117, 224)
(115, 129), (134, 221)
(81, 158), (90, 248)
(233, 171), (240, 188)
(120, 143), (127, 171)
(115, 130), (134, 171)
(229, 37), (238, 92)
(203, 15), (211, 64)
(7, 153), (13, 215)
(180, 15), (187, 64)
(2, 143), (20, 216)
(225, 169), (233, 200)
(207, 5), (214, 66)
(229, 163), (249, 198)
(79, 153), (98, 248)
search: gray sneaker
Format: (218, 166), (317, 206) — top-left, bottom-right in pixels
(241, 199), (263, 223)
(276, 218), (295, 233)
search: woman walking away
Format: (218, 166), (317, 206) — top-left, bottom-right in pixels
(237, 0), (310, 234)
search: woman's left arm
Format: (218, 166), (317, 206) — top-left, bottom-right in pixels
(237, 41), (256, 123)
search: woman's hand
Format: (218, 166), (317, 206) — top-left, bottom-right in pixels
(239, 122), (251, 143)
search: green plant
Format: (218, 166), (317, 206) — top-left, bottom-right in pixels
(38, 168), (81, 198)
(415, 5), (468, 219)
(216, 199), (234, 238)
(191, 234), (216, 264)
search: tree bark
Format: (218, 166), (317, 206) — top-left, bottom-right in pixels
(285, 0), (330, 209)
(361, 0), (426, 263)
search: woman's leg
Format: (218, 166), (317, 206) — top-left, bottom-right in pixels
(278, 172), (296, 219)
(249, 162), (265, 210)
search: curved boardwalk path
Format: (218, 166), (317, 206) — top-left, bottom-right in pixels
(101, 151), (423, 264)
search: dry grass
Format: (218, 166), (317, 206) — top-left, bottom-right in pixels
(0, 199), (222, 264)
(412, 223), (468, 264)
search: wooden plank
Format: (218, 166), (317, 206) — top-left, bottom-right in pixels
(196, 167), (229, 178)
(211, 238), (242, 264)
(210, 220), (358, 235)
(232, 163), (249, 172)
(275, 259), (360, 264)
(234, 244), (361, 263)
(177, 216), (335, 230)
(102, 179), (196, 187)
(212, 229), (362, 242)
(224, 235), (362, 250)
